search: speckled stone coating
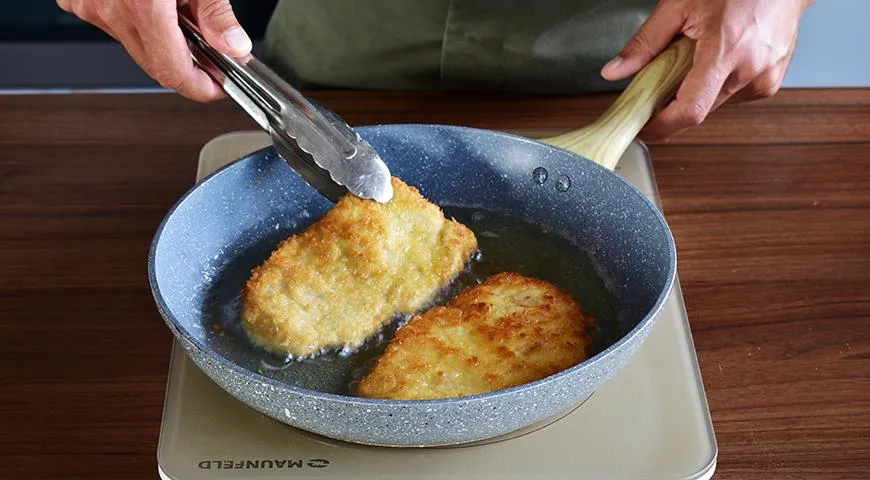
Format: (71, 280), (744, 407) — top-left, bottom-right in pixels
(148, 125), (677, 447)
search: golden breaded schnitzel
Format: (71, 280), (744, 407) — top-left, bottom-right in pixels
(357, 272), (596, 400)
(241, 177), (478, 358)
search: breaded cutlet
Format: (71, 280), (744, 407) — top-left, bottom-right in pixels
(240, 177), (478, 358)
(357, 272), (596, 400)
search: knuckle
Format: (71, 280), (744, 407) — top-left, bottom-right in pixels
(154, 69), (188, 92)
(120, 0), (142, 17)
(743, 51), (769, 77)
(56, 0), (72, 12)
(719, 31), (753, 69)
(153, 69), (214, 102)
(747, 69), (782, 99)
(679, 100), (708, 126)
(755, 80), (780, 99)
(63, 1), (95, 22)
(720, 25), (744, 52)
(770, 43), (792, 63)
(733, 64), (760, 86)
(93, 0), (114, 20)
(198, 0), (234, 22)
(627, 29), (655, 54)
(118, 0), (145, 21)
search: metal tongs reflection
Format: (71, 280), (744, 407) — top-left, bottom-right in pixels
(177, 9), (392, 203)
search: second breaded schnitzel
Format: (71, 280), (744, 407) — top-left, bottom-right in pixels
(241, 177), (478, 358)
(357, 272), (596, 400)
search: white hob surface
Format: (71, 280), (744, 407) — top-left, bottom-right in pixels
(157, 131), (717, 479)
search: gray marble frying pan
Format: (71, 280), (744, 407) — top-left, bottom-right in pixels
(148, 39), (694, 446)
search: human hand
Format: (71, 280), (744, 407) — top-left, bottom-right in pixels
(57, 0), (252, 102)
(601, 0), (813, 141)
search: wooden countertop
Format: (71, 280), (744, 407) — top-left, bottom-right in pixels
(1, 89), (868, 479)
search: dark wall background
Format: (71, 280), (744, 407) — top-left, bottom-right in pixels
(0, 1), (278, 90)
(0, 1), (279, 41)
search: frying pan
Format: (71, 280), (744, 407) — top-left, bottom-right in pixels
(149, 38), (695, 447)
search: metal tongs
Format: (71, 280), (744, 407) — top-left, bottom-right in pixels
(177, 10), (392, 203)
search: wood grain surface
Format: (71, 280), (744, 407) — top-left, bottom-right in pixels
(1, 89), (868, 479)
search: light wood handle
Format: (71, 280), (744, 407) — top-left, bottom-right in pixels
(543, 36), (695, 170)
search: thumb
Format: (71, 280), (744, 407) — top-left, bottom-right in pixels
(601, 3), (684, 81)
(189, 0), (251, 57)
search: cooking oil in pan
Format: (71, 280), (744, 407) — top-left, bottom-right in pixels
(237, 206), (619, 396)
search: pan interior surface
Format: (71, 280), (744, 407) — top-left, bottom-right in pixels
(150, 125), (675, 399)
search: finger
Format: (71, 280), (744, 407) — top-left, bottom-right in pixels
(711, 63), (762, 111)
(189, 0), (251, 57)
(601, 2), (686, 80)
(83, 11), (170, 91)
(59, 1), (132, 53)
(57, 2), (119, 41)
(130, 1), (224, 102)
(639, 39), (730, 141)
(726, 65), (784, 106)
(717, 42), (794, 109)
(56, 0), (72, 13)
(57, 0), (107, 28)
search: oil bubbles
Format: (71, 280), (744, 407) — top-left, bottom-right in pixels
(532, 167), (570, 192)
(532, 167), (548, 185)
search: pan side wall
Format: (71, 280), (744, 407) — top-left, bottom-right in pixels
(176, 310), (658, 447)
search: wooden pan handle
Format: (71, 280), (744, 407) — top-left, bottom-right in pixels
(543, 36), (695, 170)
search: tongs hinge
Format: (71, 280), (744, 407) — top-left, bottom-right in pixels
(178, 11), (392, 203)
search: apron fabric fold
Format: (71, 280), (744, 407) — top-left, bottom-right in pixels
(262, 0), (656, 94)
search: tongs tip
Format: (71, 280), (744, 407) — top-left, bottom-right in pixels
(357, 170), (394, 204)
(341, 145), (394, 204)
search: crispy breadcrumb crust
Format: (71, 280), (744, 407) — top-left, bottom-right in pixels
(240, 177), (478, 357)
(357, 272), (596, 400)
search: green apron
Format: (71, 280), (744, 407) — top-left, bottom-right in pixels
(261, 0), (656, 94)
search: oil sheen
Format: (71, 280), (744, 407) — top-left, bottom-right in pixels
(224, 206), (618, 396)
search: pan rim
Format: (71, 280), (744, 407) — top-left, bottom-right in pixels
(147, 123), (677, 407)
